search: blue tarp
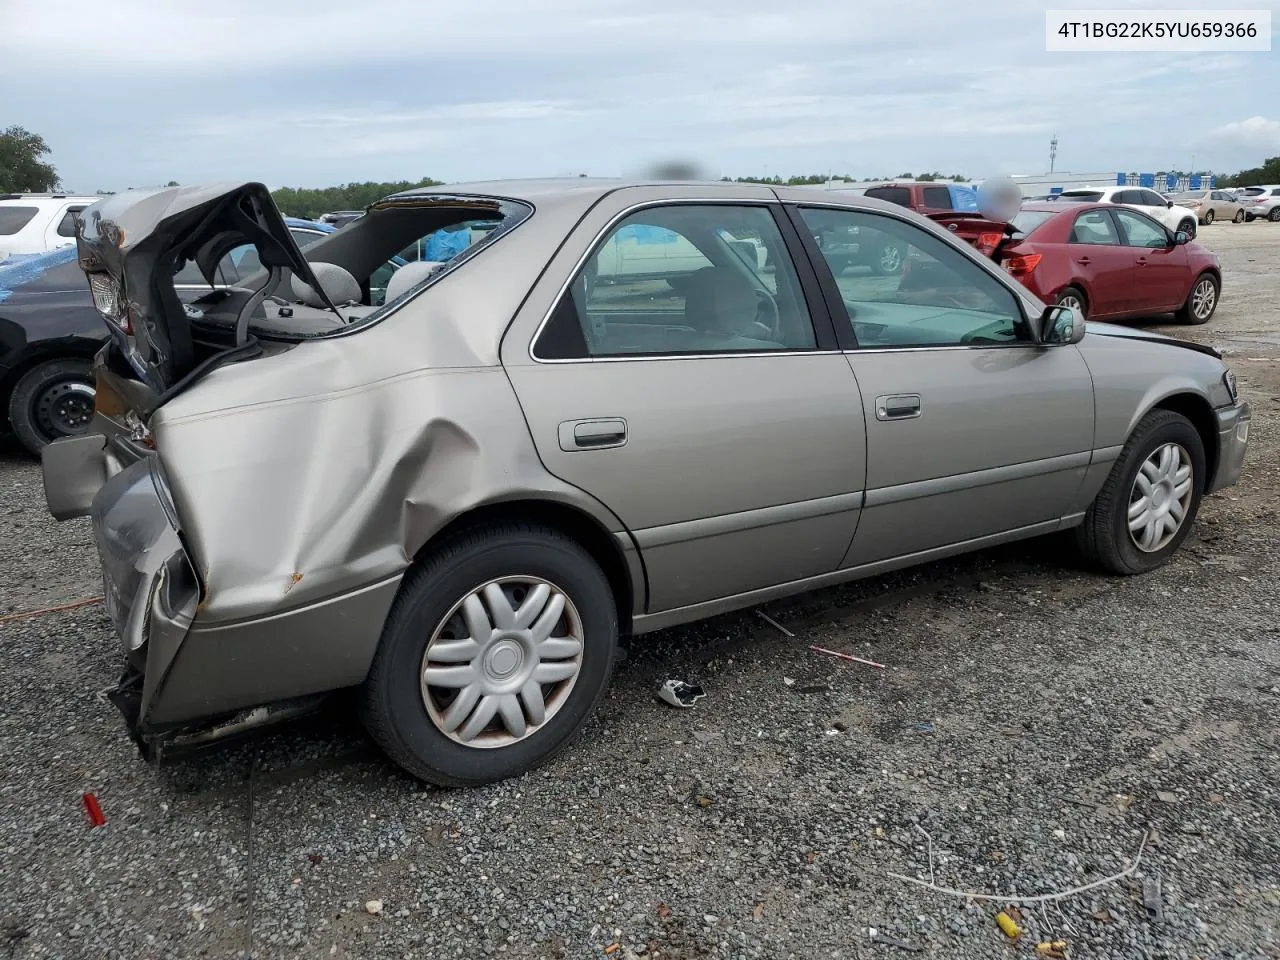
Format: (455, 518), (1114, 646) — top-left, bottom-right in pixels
(0, 246), (78, 304)
(947, 184), (979, 211)
(425, 228), (472, 261)
(617, 224), (679, 244)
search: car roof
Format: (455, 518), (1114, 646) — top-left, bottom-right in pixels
(0, 194), (98, 205)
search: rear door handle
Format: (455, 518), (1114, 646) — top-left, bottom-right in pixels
(1136, 257), (1148, 265)
(875, 394), (922, 421)
(1075, 256), (1091, 265)
(558, 418), (628, 451)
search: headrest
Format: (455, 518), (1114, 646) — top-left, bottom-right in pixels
(291, 261), (361, 308)
(383, 260), (444, 305)
(682, 266), (757, 334)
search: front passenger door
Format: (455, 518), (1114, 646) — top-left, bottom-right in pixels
(1112, 208), (1186, 313)
(794, 205), (1095, 566)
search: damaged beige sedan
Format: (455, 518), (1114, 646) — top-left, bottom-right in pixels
(42, 180), (1249, 785)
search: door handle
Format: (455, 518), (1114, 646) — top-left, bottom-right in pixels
(1075, 256), (1091, 265)
(1135, 257), (1148, 265)
(558, 418), (628, 451)
(875, 394), (922, 421)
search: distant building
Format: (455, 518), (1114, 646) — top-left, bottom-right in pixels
(1007, 171), (1216, 197)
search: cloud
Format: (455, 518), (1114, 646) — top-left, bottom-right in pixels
(1, 0), (1275, 190)
(1211, 116), (1280, 150)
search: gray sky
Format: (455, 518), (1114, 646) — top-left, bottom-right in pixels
(3, 0), (1277, 191)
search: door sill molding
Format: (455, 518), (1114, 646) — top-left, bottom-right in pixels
(632, 516), (1074, 634)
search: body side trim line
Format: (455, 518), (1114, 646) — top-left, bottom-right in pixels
(632, 491), (865, 549)
(863, 451), (1092, 508)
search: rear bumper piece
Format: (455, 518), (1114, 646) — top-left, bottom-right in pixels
(52, 452), (401, 754)
(1208, 401), (1250, 493)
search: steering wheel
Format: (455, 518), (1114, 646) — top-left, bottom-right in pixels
(752, 289), (781, 339)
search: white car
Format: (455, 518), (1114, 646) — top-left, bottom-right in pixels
(1047, 186), (1201, 237)
(0, 194), (99, 261)
(1236, 185), (1280, 222)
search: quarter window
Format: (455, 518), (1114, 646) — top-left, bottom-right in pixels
(798, 207), (1027, 348)
(1113, 209), (1168, 248)
(1069, 210), (1120, 245)
(535, 205), (817, 359)
(0, 206), (38, 235)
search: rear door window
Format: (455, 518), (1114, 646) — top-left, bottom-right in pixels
(1069, 210), (1120, 244)
(55, 206), (86, 237)
(864, 187), (912, 208)
(921, 186), (952, 210)
(535, 204), (817, 359)
(0, 206), (38, 235)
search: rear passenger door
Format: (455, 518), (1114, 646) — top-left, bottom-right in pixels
(792, 204), (1095, 565)
(1066, 209), (1131, 317)
(44, 203), (87, 251)
(504, 194), (866, 615)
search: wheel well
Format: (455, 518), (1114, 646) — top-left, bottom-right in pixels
(1154, 393), (1219, 489)
(413, 499), (637, 635)
(0, 339), (101, 412)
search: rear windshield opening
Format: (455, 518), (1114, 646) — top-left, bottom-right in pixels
(1010, 210), (1055, 236)
(182, 196), (531, 341)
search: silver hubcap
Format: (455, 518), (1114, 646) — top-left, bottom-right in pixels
(1204, 212), (1213, 223)
(1192, 279), (1216, 319)
(1128, 442), (1193, 553)
(880, 245), (902, 271)
(1059, 295), (1083, 315)
(420, 576), (584, 748)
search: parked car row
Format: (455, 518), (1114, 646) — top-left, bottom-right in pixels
(37, 178), (1249, 786)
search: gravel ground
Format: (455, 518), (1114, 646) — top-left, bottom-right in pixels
(2, 223), (1279, 960)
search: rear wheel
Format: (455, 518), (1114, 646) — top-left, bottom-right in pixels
(8, 358), (96, 456)
(361, 523), (619, 786)
(1233, 209), (1246, 223)
(1270, 207), (1280, 222)
(1074, 410), (1204, 575)
(1202, 210), (1214, 225)
(1176, 272), (1218, 325)
(1055, 286), (1088, 320)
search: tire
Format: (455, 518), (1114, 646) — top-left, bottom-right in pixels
(7, 358), (96, 456)
(1269, 207), (1280, 222)
(1055, 286), (1088, 320)
(1074, 409), (1205, 575)
(1178, 218), (1197, 238)
(1202, 210), (1214, 225)
(871, 242), (904, 275)
(361, 523), (619, 787)
(1176, 271), (1219, 325)
(1233, 209), (1246, 224)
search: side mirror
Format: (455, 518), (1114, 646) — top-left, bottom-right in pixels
(1174, 230), (1192, 245)
(1040, 304), (1085, 345)
(1166, 199), (1174, 207)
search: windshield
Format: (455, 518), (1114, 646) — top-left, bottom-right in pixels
(1173, 192), (1207, 201)
(1010, 211), (1055, 235)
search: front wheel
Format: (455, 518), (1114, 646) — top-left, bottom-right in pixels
(1176, 272), (1218, 325)
(361, 523), (618, 786)
(1233, 209), (1246, 224)
(1074, 410), (1205, 575)
(7, 358), (96, 456)
(1178, 218), (1197, 238)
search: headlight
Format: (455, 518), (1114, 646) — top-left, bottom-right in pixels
(1223, 369), (1238, 404)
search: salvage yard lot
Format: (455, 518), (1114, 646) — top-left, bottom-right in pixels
(2, 224), (1279, 959)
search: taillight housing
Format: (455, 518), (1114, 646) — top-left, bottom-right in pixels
(1002, 254), (1042, 277)
(87, 272), (132, 334)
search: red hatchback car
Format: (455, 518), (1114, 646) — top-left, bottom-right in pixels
(998, 202), (1222, 325)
